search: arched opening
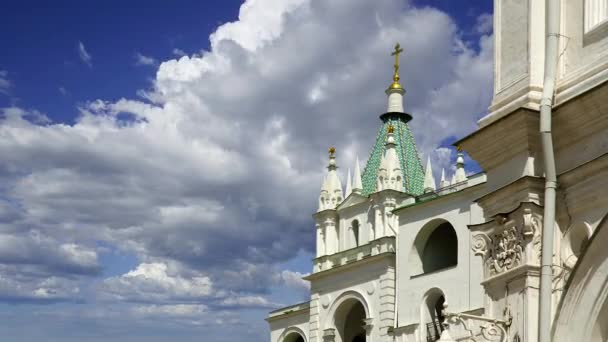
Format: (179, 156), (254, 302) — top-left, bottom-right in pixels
(422, 289), (446, 342)
(334, 298), (367, 342)
(283, 331), (305, 342)
(352, 220), (360, 248)
(409, 220), (458, 276)
(422, 222), (457, 273)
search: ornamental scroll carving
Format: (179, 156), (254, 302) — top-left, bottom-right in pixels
(471, 207), (542, 277)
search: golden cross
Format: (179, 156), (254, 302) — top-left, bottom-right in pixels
(391, 43), (404, 76)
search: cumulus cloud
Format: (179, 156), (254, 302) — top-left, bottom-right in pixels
(77, 41), (92, 67)
(0, 0), (493, 335)
(100, 262), (213, 302)
(134, 52), (157, 66)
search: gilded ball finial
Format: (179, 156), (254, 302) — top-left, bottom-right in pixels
(328, 147), (336, 156)
(387, 125), (395, 134)
(456, 145), (463, 152)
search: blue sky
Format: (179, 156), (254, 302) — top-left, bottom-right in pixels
(0, 1), (492, 341)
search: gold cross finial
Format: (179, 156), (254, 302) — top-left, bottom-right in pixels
(328, 147), (336, 156)
(388, 43), (404, 90)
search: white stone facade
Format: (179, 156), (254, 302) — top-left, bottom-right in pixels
(267, 1), (608, 341)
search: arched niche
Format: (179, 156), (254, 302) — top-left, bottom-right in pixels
(409, 219), (458, 276)
(553, 213), (608, 342)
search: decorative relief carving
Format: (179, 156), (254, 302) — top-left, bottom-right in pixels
(489, 226), (524, 275)
(366, 282), (376, 295)
(472, 205), (544, 278)
(321, 294), (331, 309)
(472, 233), (490, 257)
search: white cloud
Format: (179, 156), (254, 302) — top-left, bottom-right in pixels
(58, 86), (69, 96)
(77, 41), (92, 67)
(279, 270), (310, 292)
(172, 48), (187, 57)
(0, 70), (11, 95)
(476, 13), (493, 35)
(100, 262), (213, 302)
(134, 52), (157, 66)
(219, 295), (280, 308)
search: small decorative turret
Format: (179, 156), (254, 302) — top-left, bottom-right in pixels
(377, 126), (405, 192)
(352, 156), (363, 194)
(423, 156), (436, 193)
(318, 147), (344, 211)
(454, 147), (468, 184)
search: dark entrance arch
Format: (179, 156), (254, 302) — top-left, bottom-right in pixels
(283, 331), (305, 342)
(334, 298), (367, 342)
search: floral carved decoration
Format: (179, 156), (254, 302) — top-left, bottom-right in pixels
(489, 226), (523, 275)
(472, 225), (525, 277)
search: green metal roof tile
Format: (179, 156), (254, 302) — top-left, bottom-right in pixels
(361, 115), (424, 196)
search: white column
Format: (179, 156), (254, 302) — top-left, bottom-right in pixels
(585, 0), (608, 32)
(316, 224), (325, 257)
(325, 219), (337, 255)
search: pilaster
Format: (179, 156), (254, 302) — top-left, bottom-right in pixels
(469, 202), (548, 342)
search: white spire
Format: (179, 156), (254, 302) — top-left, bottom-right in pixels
(318, 147), (344, 211)
(440, 168), (449, 188)
(345, 168), (352, 198)
(454, 149), (468, 183)
(450, 173), (456, 186)
(423, 156), (436, 193)
(377, 126), (404, 192)
(352, 156), (363, 194)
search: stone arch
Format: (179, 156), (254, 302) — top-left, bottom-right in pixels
(278, 326), (307, 342)
(553, 212), (608, 342)
(420, 287), (447, 342)
(326, 290), (371, 342)
(409, 219), (458, 275)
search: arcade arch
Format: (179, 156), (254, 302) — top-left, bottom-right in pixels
(409, 219), (458, 275)
(279, 327), (307, 342)
(327, 291), (370, 342)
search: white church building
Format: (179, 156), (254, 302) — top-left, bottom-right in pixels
(266, 1), (608, 341)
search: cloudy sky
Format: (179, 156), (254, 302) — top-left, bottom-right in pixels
(0, 0), (492, 341)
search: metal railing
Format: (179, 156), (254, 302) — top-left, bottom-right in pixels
(426, 321), (444, 342)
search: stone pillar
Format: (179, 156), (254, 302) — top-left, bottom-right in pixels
(470, 202), (545, 342)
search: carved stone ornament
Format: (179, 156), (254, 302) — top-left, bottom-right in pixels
(472, 233), (491, 257)
(321, 294), (331, 308)
(487, 226), (524, 275)
(366, 282), (376, 295)
(363, 318), (374, 334)
(323, 328), (336, 342)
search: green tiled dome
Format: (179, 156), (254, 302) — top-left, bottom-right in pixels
(361, 114), (425, 196)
